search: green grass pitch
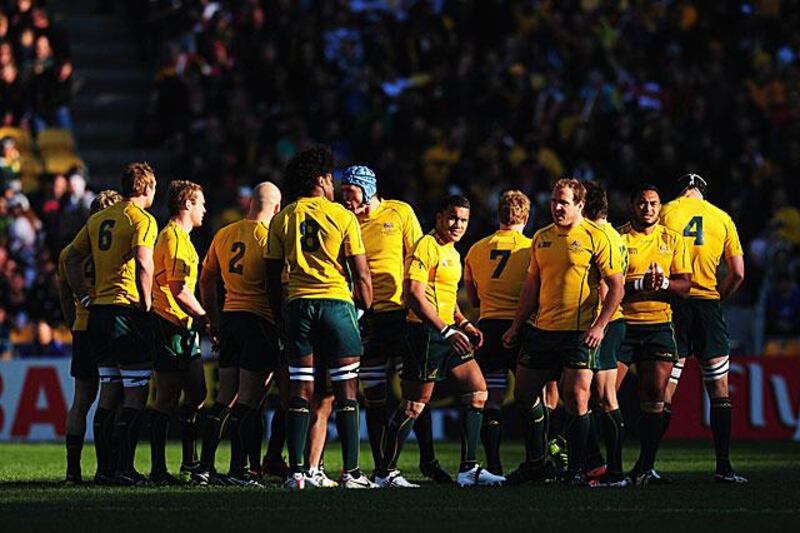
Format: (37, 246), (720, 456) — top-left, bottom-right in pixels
(1, 441), (798, 532)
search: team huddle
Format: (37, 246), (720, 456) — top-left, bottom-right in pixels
(57, 145), (747, 490)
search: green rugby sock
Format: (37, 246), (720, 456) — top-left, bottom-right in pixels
(365, 402), (387, 470)
(335, 399), (360, 472)
(460, 406), (483, 470)
(521, 401), (546, 463)
(710, 397), (733, 473)
(178, 405), (199, 466)
(236, 404), (262, 472)
(414, 406), (435, 464)
(602, 409), (625, 475)
(228, 403), (248, 475)
(286, 397), (311, 474)
(199, 402), (229, 470)
(638, 411), (664, 471)
(116, 407), (144, 473)
(381, 407), (415, 474)
(66, 434), (84, 477)
(566, 413), (591, 472)
(148, 409), (170, 475)
(480, 408), (503, 470)
(92, 407), (114, 475)
(660, 403), (673, 440)
(265, 406), (286, 460)
(584, 411), (604, 470)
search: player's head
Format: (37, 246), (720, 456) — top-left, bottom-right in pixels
(677, 172), (707, 198)
(498, 189), (530, 228)
(341, 165), (377, 210)
(435, 194), (470, 244)
(582, 180), (608, 222)
(90, 189), (122, 214)
(629, 184), (662, 229)
(168, 180), (205, 227)
(550, 178), (585, 227)
(120, 162), (156, 206)
(286, 145), (335, 200)
(251, 181), (282, 216)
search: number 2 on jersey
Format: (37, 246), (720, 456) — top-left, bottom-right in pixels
(683, 216), (704, 245)
(490, 249), (511, 278)
(228, 241), (246, 274)
(300, 219), (321, 252)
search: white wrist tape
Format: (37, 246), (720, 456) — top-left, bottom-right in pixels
(441, 325), (467, 341)
(79, 295), (92, 307)
(634, 278), (645, 291)
(660, 277), (670, 290)
(356, 308), (365, 320)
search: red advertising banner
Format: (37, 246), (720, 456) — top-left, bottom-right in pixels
(667, 356), (800, 440)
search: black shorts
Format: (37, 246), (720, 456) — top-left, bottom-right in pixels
(618, 322), (678, 366)
(70, 330), (98, 380)
(672, 298), (730, 360)
(474, 319), (517, 375)
(594, 319), (626, 371)
(402, 322), (474, 383)
(362, 310), (407, 364)
(219, 312), (282, 372)
(152, 314), (201, 373)
(517, 326), (592, 371)
(87, 305), (152, 366)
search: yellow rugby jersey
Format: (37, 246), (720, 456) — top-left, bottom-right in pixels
(359, 199), (423, 312)
(57, 243), (93, 332)
(597, 222), (628, 323)
(660, 197), (743, 299)
(153, 221), (200, 328)
(464, 229), (531, 320)
(71, 201), (157, 306)
(266, 196), (365, 302)
(529, 219), (621, 331)
(203, 219), (273, 322)
(618, 223), (691, 324)
(405, 233), (462, 325)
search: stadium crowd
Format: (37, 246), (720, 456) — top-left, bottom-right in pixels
(3, 0), (800, 357)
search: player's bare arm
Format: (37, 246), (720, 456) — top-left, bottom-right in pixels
(198, 267), (221, 340)
(57, 276), (76, 329)
(405, 278), (471, 355)
(64, 246), (92, 304)
(719, 254), (744, 300)
(347, 252), (373, 311)
(265, 258), (284, 323)
(133, 245), (154, 311)
(463, 263), (480, 309)
(585, 272), (624, 348)
(502, 270), (539, 348)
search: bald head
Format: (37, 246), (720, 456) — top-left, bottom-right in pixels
(249, 181), (282, 220)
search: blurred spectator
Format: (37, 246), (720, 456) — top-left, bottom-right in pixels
(0, 136), (21, 182)
(0, 306), (12, 360)
(17, 318), (67, 357)
(765, 273), (800, 337)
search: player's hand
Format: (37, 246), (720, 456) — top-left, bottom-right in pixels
(642, 262), (658, 291)
(652, 264), (667, 291)
(502, 325), (519, 349)
(443, 326), (473, 356)
(463, 322), (484, 349)
(583, 324), (605, 349)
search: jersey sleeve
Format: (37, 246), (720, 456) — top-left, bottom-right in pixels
(402, 207), (424, 258)
(527, 236), (540, 276)
(342, 211), (366, 256)
(670, 230), (692, 275)
(71, 224), (91, 255)
(593, 228), (621, 278)
(132, 212), (157, 249)
(723, 216), (744, 258)
(202, 235), (221, 273)
(265, 214), (285, 260)
(406, 236), (437, 283)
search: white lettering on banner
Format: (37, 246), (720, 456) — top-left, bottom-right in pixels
(748, 363), (766, 428)
(770, 375), (798, 428)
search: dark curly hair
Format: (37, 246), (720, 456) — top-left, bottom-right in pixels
(285, 145), (335, 195)
(436, 194), (471, 214)
(582, 180), (608, 220)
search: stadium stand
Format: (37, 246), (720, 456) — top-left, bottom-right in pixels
(1, 1), (800, 358)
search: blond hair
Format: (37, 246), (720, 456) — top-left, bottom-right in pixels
(90, 190), (122, 214)
(120, 162), (155, 197)
(498, 190), (530, 225)
(553, 178), (586, 204)
(167, 180), (203, 216)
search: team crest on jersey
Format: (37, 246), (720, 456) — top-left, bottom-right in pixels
(568, 240), (583, 253)
(382, 222), (396, 234)
(442, 259), (451, 267)
(659, 243), (671, 255)
(537, 241), (552, 248)
(628, 248), (637, 254)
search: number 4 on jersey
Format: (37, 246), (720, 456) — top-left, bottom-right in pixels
(683, 216), (704, 245)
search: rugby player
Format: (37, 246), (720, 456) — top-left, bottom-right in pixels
(58, 190), (122, 484)
(463, 190), (531, 475)
(503, 178), (624, 486)
(265, 146), (374, 490)
(65, 162), (158, 485)
(660, 173), (747, 483)
(378, 195), (505, 488)
(616, 185), (691, 485)
(147, 180), (209, 485)
(340, 165), (449, 484)
(197, 182), (282, 486)
(581, 180), (628, 486)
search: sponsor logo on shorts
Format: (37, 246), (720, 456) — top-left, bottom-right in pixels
(537, 241), (552, 248)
